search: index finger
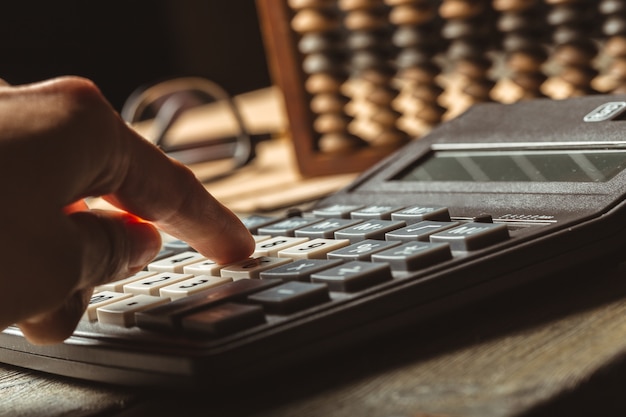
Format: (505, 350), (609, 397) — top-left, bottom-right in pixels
(12, 77), (255, 264)
(104, 90), (256, 264)
(105, 135), (256, 264)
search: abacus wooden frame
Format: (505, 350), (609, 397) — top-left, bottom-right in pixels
(257, 0), (402, 177)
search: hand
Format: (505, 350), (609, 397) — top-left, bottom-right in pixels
(0, 77), (255, 344)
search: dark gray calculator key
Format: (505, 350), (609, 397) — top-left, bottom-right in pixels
(241, 215), (283, 234)
(311, 261), (393, 292)
(350, 205), (405, 220)
(334, 219), (406, 243)
(259, 258), (344, 282)
(181, 303), (266, 337)
(327, 239), (401, 261)
(248, 281), (330, 314)
(430, 222), (510, 251)
(371, 242), (452, 271)
(294, 218), (364, 238)
(257, 217), (323, 237)
(135, 279), (282, 331)
(312, 204), (365, 219)
(390, 205), (451, 223)
(385, 221), (460, 242)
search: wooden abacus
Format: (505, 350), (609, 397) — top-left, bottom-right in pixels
(257, 0), (626, 177)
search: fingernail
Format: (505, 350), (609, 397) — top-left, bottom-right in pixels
(125, 217), (161, 271)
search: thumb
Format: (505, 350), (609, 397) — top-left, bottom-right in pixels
(71, 210), (162, 289)
(18, 210), (161, 344)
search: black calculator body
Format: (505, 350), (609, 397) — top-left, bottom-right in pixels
(2, 95), (626, 388)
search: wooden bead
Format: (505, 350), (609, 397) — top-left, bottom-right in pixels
(291, 9), (340, 33)
(552, 41), (598, 67)
(559, 67), (597, 87)
(344, 10), (389, 31)
(298, 33), (339, 55)
(604, 36), (626, 58)
(397, 64), (440, 83)
(318, 133), (365, 153)
(600, 0), (626, 15)
(511, 72), (547, 91)
(314, 113), (351, 134)
(310, 93), (347, 113)
(302, 53), (343, 75)
(492, 0), (537, 12)
(439, 0), (486, 20)
(603, 16), (626, 37)
(462, 79), (496, 100)
(339, 0), (385, 11)
(396, 48), (433, 68)
(305, 73), (343, 94)
(370, 107), (402, 126)
(288, 0), (335, 10)
(369, 129), (409, 147)
(506, 51), (547, 72)
(388, 4), (435, 26)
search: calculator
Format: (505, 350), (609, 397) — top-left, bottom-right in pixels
(3, 94), (626, 388)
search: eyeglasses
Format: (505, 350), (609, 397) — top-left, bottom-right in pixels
(121, 77), (257, 182)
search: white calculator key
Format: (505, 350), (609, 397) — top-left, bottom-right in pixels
(96, 295), (169, 327)
(159, 275), (234, 300)
(252, 235), (272, 243)
(277, 238), (351, 259)
(95, 270), (158, 292)
(147, 251), (207, 273)
(83, 291), (133, 321)
(183, 259), (225, 276)
(220, 256), (292, 280)
(252, 236), (309, 257)
(123, 272), (194, 296)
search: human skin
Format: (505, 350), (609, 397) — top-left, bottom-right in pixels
(0, 76), (255, 344)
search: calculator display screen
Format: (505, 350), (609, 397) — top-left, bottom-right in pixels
(395, 149), (626, 182)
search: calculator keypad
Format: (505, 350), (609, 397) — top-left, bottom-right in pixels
(86, 204), (511, 338)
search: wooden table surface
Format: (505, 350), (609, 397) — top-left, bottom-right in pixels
(4, 260), (626, 417)
(4, 89), (626, 417)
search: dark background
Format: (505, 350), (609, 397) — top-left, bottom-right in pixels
(0, 1), (271, 111)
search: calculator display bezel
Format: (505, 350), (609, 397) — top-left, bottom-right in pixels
(327, 96), (626, 219)
(355, 141), (626, 195)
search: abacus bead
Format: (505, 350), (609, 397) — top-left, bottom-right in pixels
(559, 67), (597, 87)
(344, 10), (389, 31)
(512, 72), (547, 91)
(604, 16), (626, 37)
(339, 0), (384, 11)
(298, 34), (339, 55)
(389, 4), (435, 26)
(288, 0), (336, 10)
(604, 36), (626, 58)
(314, 113), (351, 134)
(599, 0), (626, 15)
(398, 64), (440, 83)
(305, 73), (343, 94)
(291, 9), (340, 33)
(506, 50), (547, 72)
(372, 130), (409, 147)
(303, 53), (343, 74)
(552, 41), (598, 67)
(439, 0), (486, 20)
(318, 133), (365, 153)
(311, 93), (347, 113)
(492, 0), (537, 12)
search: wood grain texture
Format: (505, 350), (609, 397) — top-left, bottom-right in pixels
(0, 365), (135, 417)
(4, 263), (626, 417)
